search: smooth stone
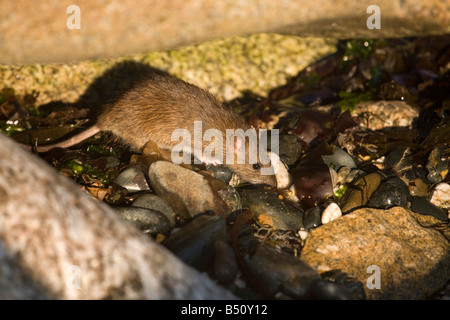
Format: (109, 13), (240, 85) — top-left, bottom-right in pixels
(277, 134), (302, 166)
(164, 215), (226, 270)
(368, 176), (410, 209)
(240, 188), (304, 231)
(213, 240), (238, 283)
(301, 207), (450, 299)
(335, 166), (350, 186)
(340, 172), (382, 213)
(114, 164), (150, 192)
(410, 196), (448, 221)
(292, 163), (334, 209)
(320, 270), (366, 300)
(309, 280), (353, 300)
(430, 183), (450, 217)
(240, 239), (320, 299)
(270, 152), (293, 190)
(321, 202), (342, 224)
(206, 165), (235, 184)
(322, 146), (357, 171)
(114, 207), (171, 234)
(298, 230), (309, 240)
(384, 147), (412, 171)
(303, 206), (322, 230)
(426, 146), (449, 183)
(148, 161), (227, 218)
(132, 193), (176, 225)
(408, 176), (430, 197)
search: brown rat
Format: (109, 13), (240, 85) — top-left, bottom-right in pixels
(27, 72), (276, 187)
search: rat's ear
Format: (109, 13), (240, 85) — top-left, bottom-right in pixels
(233, 136), (243, 153)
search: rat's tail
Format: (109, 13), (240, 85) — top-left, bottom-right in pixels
(21, 125), (101, 153)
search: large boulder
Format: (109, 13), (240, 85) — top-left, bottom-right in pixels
(301, 206), (450, 299)
(1, 0), (448, 64)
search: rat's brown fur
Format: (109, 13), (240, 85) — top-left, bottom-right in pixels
(32, 73), (276, 186)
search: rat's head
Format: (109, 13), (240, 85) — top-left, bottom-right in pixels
(224, 129), (278, 187)
(226, 161), (277, 187)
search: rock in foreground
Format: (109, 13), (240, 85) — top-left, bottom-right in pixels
(301, 207), (450, 299)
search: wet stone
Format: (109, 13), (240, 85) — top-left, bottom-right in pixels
(384, 147), (413, 173)
(277, 134), (302, 166)
(303, 206), (322, 230)
(340, 172), (382, 213)
(410, 196), (448, 221)
(114, 206), (171, 234)
(426, 146), (449, 183)
(132, 193), (176, 225)
(239, 238), (320, 299)
(320, 270), (366, 300)
(114, 164), (150, 192)
(240, 188), (304, 231)
(368, 176), (410, 209)
(164, 215), (227, 270)
(408, 176), (430, 197)
(309, 280), (353, 300)
(213, 240), (238, 284)
(206, 165), (235, 185)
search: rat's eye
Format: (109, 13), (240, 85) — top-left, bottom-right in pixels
(253, 163), (261, 170)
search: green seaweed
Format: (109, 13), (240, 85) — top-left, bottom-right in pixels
(337, 89), (375, 113)
(0, 120), (26, 136)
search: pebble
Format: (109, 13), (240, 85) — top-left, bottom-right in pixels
(114, 206), (171, 234)
(430, 183), (450, 217)
(351, 101), (419, 131)
(148, 161), (228, 218)
(206, 165), (235, 185)
(164, 215), (227, 269)
(292, 163), (334, 209)
(309, 280), (353, 300)
(298, 230), (309, 240)
(320, 270), (366, 300)
(114, 164), (150, 192)
(426, 146), (449, 183)
(239, 188), (304, 231)
(303, 206), (322, 229)
(335, 166), (351, 186)
(213, 240), (238, 284)
(408, 176), (430, 197)
(277, 134), (302, 166)
(410, 196), (448, 221)
(270, 152), (292, 190)
(322, 146), (357, 171)
(340, 172), (382, 213)
(321, 202), (342, 224)
(368, 176), (410, 209)
(238, 238), (320, 299)
(384, 147), (413, 173)
(132, 193), (176, 225)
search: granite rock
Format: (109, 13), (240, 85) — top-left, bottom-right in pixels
(300, 207), (450, 299)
